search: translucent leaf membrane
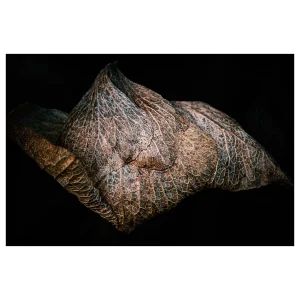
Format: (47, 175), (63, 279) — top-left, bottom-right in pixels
(172, 101), (291, 191)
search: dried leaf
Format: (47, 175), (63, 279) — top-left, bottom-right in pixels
(7, 63), (291, 232)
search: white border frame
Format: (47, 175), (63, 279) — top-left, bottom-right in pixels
(4, 52), (296, 248)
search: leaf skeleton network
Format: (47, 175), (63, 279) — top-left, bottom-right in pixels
(7, 63), (291, 233)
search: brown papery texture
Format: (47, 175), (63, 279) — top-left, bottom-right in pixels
(7, 63), (291, 232)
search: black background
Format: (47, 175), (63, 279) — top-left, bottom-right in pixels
(6, 54), (294, 246)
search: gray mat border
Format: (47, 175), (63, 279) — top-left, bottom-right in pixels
(0, 55), (6, 248)
(8, 48), (296, 54)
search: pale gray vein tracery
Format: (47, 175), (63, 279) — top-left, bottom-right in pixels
(8, 63), (290, 233)
(59, 64), (217, 231)
(172, 101), (287, 191)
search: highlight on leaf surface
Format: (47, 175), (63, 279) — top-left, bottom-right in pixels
(7, 63), (292, 233)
